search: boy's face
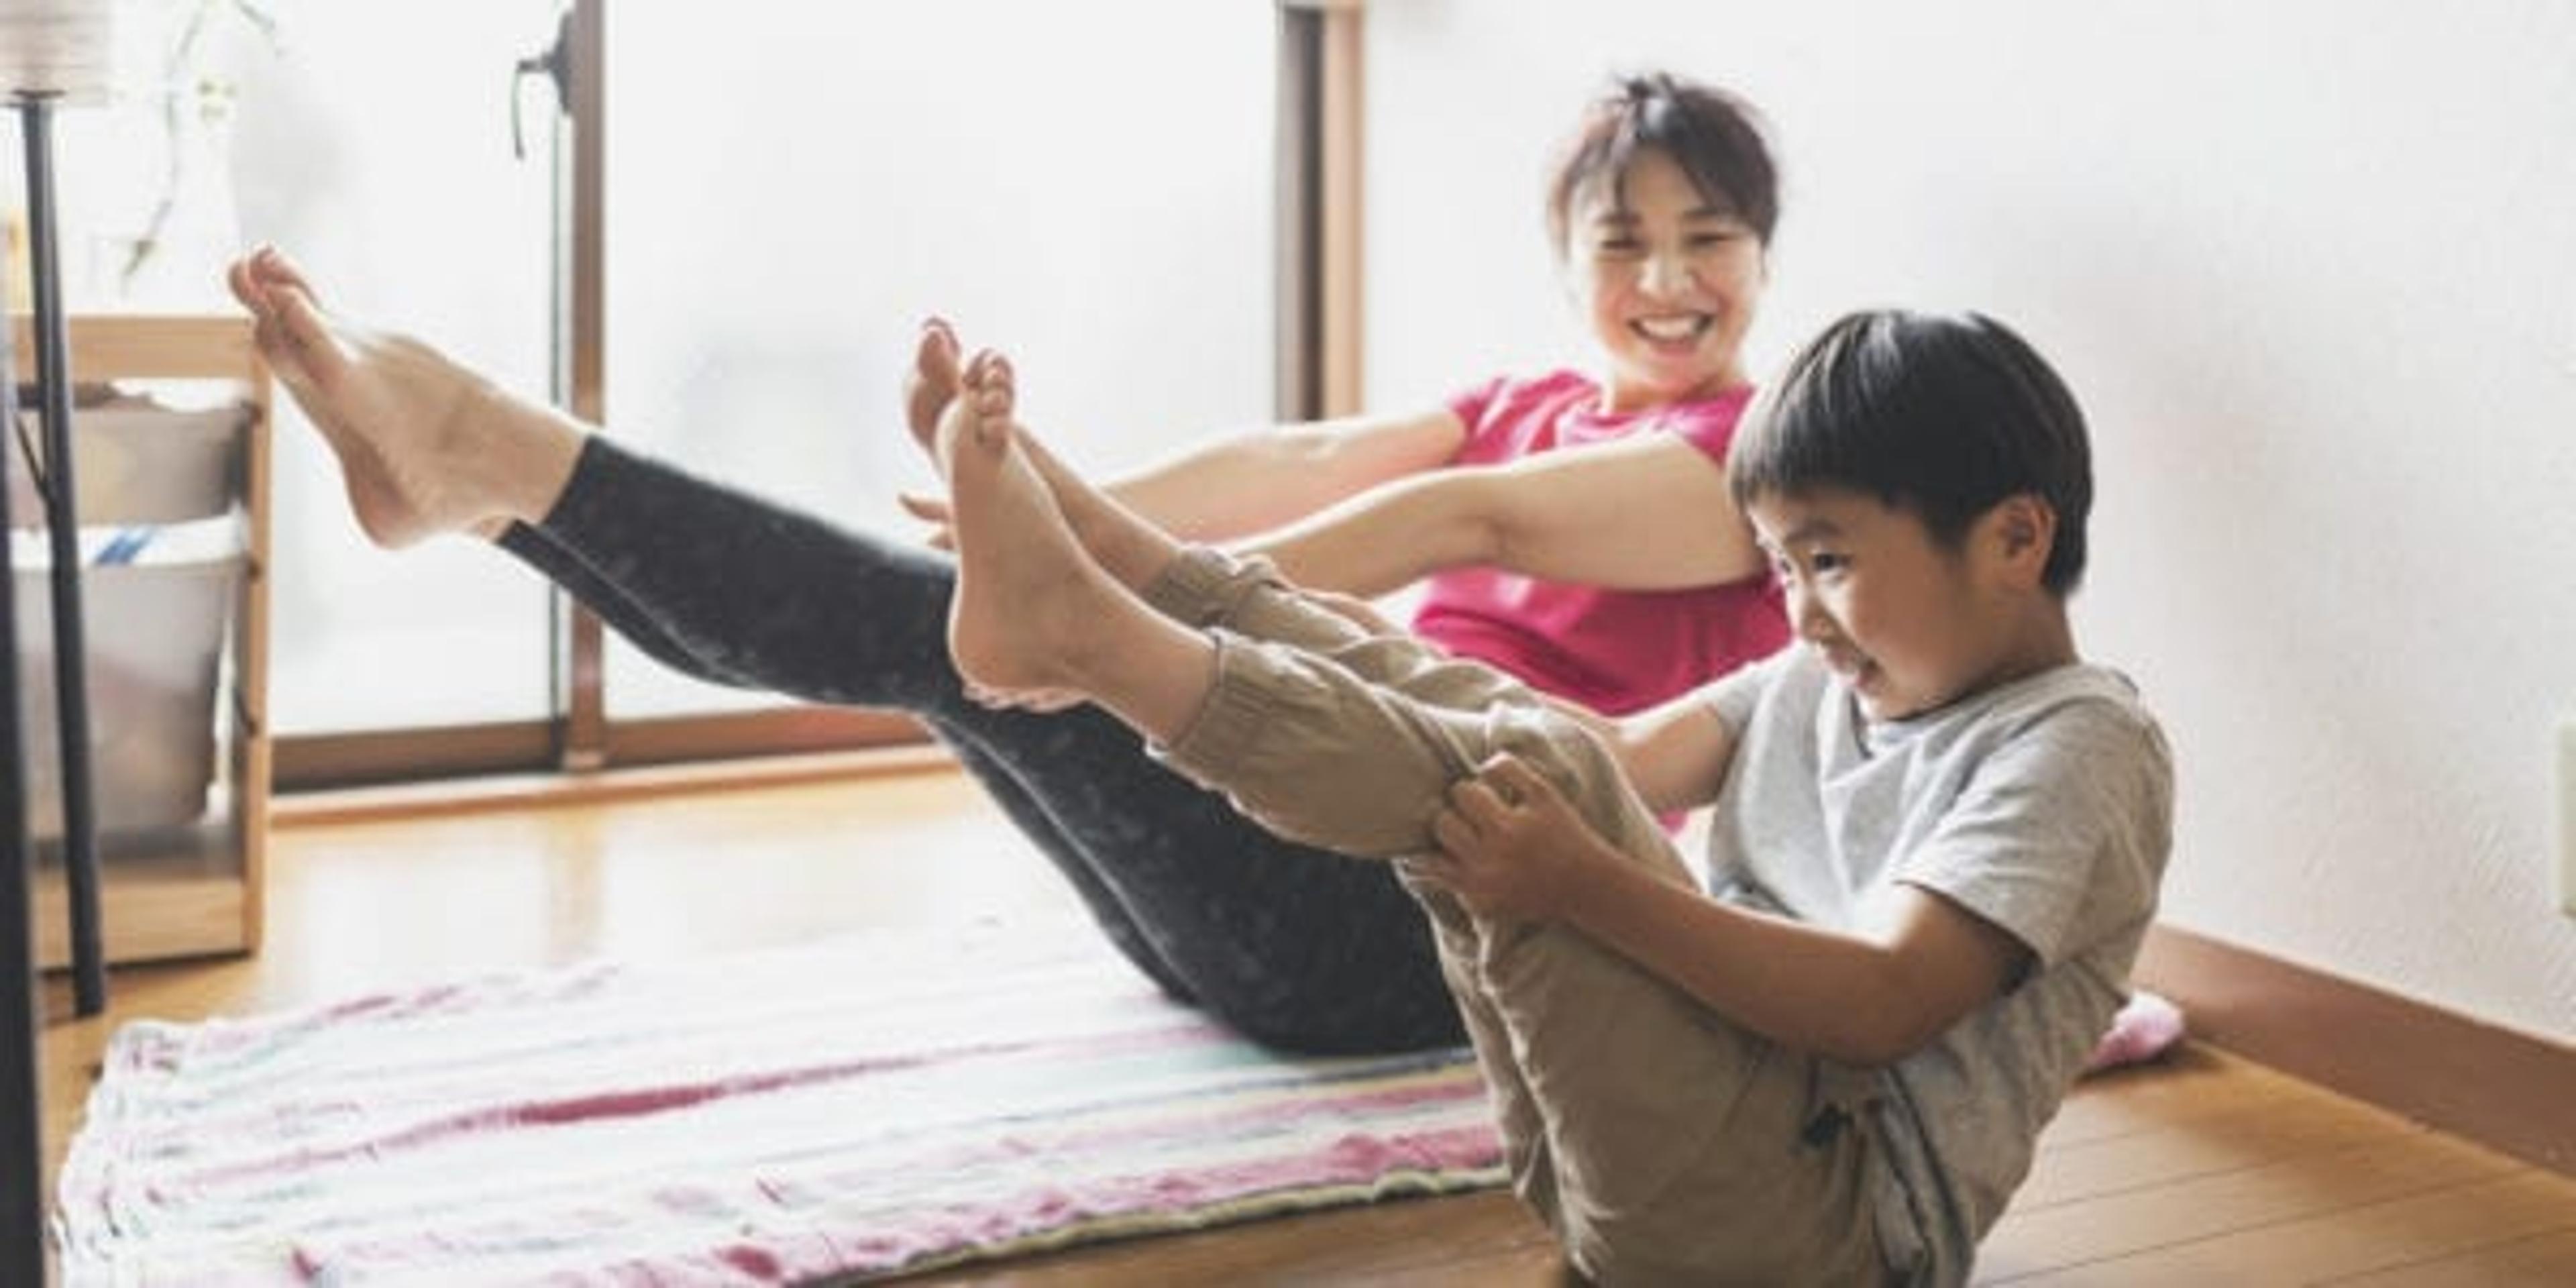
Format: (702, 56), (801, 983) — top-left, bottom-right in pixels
(1748, 486), (2041, 722)
(1562, 148), (1766, 414)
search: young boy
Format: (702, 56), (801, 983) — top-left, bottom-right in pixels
(925, 311), (2171, 1286)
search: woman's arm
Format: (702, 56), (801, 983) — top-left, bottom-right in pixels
(1427, 757), (2027, 1067)
(1099, 409), (1468, 543)
(1244, 432), (1765, 599)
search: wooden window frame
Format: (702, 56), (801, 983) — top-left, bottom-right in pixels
(277, 1), (1364, 792)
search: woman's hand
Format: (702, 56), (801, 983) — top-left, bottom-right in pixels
(1418, 753), (1610, 922)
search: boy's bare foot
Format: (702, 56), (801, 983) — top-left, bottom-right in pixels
(936, 351), (1124, 704)
(227, 247), (580, 547)
(901, 319), (1185, 592)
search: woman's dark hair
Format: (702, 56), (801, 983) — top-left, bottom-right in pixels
(1728, 310), (2095, 595)
(1546, 72), (1780, 253)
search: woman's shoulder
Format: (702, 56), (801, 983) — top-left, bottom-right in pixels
(1650, 384), (1758, 459)
(1447, 370), (1601, 458)
(1454, 368), (1599, 419)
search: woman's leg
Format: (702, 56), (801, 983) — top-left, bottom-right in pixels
(228, 252), (1459, 1053)
(517, 435), (1459, 1051)
(936, 713), (1462, 1052)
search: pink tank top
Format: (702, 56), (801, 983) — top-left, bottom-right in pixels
(1410, 370), (1789, 716)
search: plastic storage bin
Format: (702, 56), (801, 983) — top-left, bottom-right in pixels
(15, 549), (243, 838)
(11, 392), (250, 841)
(7, 400), (244, 527)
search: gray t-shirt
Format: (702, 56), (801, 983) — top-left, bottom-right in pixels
(1703, 649), (2173, 1282)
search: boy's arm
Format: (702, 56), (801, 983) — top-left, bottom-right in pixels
(1428, 757), (2028, 1067)
(1244, 433), (1766, 600)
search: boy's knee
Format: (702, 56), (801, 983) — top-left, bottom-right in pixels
(1487, 707), (1672, 865)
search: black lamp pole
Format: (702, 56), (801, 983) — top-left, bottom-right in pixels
(1, 189), (54, 1288)
(5, 9), (120, 1273)
(19, 92), (108, 1018)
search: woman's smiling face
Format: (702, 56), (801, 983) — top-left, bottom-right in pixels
(1562, 147), (1766, 415)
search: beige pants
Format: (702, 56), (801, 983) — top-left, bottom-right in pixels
(1144, 549), (1898, 1286)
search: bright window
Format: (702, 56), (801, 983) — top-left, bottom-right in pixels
(198, 2), (1273, 742)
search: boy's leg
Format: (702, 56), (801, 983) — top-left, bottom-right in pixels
(1149, 577), (1891, 1279)
(930, 364), (1661, 1259)
(1422, 869), (1892, 1281)
(929, 352), (1641, 864)
(937, 388), (1891, 1279)
(1142, 558), (1891, 1277)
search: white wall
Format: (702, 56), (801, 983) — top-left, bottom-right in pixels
(1364, 0), (2576, 1042)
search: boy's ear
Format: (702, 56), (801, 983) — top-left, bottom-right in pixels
(1986, 494), (2057, 588)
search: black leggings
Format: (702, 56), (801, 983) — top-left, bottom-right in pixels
(496, 437), (1463, 1054)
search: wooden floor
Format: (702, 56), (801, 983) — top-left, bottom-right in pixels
(38, 762), (2576, 1285)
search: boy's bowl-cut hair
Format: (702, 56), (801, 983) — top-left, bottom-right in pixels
(1729, 310), (2094, 595)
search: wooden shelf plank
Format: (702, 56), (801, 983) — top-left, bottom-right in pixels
(32, 837), (250, 968)
(9, 313), (260, 382)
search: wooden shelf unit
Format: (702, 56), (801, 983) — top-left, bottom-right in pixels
(11, 313), (271, 967)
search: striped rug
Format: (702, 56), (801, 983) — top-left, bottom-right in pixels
(55, 926), (1506, 1285)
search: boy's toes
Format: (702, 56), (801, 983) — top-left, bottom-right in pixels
(973, 353), (1016, 405)
(955, 350), (1016, 445)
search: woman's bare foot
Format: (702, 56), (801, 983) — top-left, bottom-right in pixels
(227, 247), (583, 547)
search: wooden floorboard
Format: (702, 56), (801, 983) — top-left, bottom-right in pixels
(36, 763), (2576, 1284)
(2033, 1044), (2318, 1150)
(1983, 1128), (2520, 1275)
(2014, 1078), (2441, 1208)
(1995, 1171), (2576, 1286)
(2326, 1226), (2576, 1287)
